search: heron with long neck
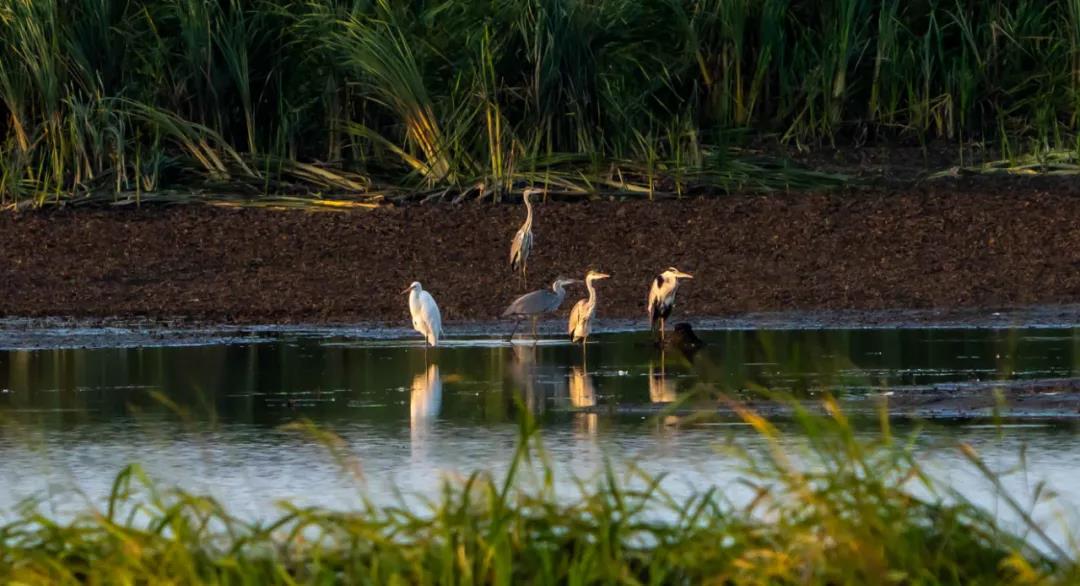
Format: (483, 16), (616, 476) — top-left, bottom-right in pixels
(502, 276), (578, 342)
(509, 188), (541, 285)
(568, 270), (611, 345)
(647, 267), (693, 344)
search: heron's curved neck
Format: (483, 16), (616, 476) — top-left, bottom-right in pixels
(523, 196), (533, 228)
(585, 278), (598, 308)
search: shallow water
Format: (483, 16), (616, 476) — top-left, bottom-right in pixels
(1, 325), (1079, 547)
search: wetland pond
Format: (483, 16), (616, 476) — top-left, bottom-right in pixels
(2, 317), (1080, 546)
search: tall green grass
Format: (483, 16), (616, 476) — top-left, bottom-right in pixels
(1, 400), (1078, 584)
(2, 0), (1080, 206)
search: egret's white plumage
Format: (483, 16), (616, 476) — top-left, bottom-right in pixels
(509, 188), (541, 282)
(568, 270), (610, 344)
(646, 267), (693, 342)
(403, 281), (443, 346)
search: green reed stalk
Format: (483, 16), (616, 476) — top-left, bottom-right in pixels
(2, 0), (1080, 206)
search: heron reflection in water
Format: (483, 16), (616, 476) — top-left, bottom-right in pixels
(569, 365), (598, 436)
(410, 363), (442, 459)
(509, 344), (567, 414)
(649, 354), (682, 428)
(648, 361), (678, 404)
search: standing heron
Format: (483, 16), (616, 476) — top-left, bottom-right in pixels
(568, 270), (611, 346)
(647, 267), (693, 344)
(509, 188), (542, 285)
(502, 276), (578, 342)
(402, 281), (443, 347)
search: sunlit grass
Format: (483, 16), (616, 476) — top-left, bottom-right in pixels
(1, 398), (1078, 584)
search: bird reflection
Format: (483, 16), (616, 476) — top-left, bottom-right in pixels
(569, 365), (598, 436)
(569, 366), (596, 408)
(649, 357), (682, 428)
(649, 360), (678, 403)
(410, 363), (442, 458)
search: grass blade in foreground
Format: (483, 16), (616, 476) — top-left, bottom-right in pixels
(1, 400), (1077, 584)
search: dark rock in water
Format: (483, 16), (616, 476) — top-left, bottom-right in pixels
(665, 323), (705, 358)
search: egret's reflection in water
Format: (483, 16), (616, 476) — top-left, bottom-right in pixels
(410, 363), (441, 460)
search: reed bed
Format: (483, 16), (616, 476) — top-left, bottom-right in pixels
(2, 0), (1080, 207)
(1, 401), (1078, 584)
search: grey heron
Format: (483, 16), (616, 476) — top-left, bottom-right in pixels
(502, 276), (578, 342)
(568, 270), (611, 345)
(402, 281), (443, 347)
(509, 188), (541, 284)
(647, 267), (693, 343)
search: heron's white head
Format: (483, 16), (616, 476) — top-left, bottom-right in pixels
(663, 267), (693, 280)
(585, 270), (611, 281)
(401, 281), (422, 295)
(522, 187), (545, 201)
(552, 276), (580, 290)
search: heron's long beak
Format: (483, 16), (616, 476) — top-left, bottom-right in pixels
(595, 273), (611, 279)
(400, 286), (412, 295)
(676, 271), (693, 279)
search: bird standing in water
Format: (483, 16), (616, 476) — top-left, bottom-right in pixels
(402, 281), (443, 347)
(647, 267), (693, 344)
(509, 188), (541, 285)
(568, 270), (610, 346)
(502, 276), (579, 342)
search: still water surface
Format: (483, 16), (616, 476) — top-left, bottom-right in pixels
(1, 326), (1079, 544)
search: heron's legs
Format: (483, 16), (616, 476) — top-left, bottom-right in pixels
(659, 317), (666, 345)
(530, 317), (539, 344)
(508, 319), (521, 341)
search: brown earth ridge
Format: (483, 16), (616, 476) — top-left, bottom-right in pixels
(2, 178), (1080, 324)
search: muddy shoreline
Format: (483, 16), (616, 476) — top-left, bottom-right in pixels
(2, 178), (1080, 324)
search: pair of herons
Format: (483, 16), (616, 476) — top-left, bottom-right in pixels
(403, 188), (694, 347)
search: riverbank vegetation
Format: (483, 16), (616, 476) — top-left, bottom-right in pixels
(4, 0), (1080, 208)
(1, 402), (1077, 584)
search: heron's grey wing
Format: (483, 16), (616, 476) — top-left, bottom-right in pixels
(503, 289), (548, 316)
(568, 299), (586, 334)
(509, 230), (521, 266)
(509, 228), (531, 268)
(647, 276), (665, 327)
(647, 278), (661, 318)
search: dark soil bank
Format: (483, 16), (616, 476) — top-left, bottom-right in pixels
(3, 182), (1080, 324)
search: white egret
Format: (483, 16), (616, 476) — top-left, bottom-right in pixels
(402, 281), (443, 347)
